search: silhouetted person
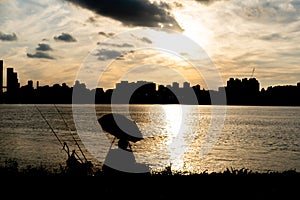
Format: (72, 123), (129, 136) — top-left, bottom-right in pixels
(102, 139), (135, 175)
(65, 149), (81, 175)
(102, 139), (149, 175)
(118, 139), (133, 152)
(64, 142), (93, 176)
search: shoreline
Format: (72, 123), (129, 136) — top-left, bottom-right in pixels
(2, 166), (299, 199)
(1, 159), (299, 176)
(1, 160), (299, 199)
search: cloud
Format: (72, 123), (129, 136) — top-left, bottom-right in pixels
(26, 43), (54, 59)
(0, 32), (17, 41)
(140, 37), (152, 44)
(130, 34), (152, 44)
(173, 2), (184, 8)
(100, 42), (134, 48)
(87, 17), (97, 23)
(65, 0), (182, 31)
(36, 43), (53, 51)
(195, 0), (229, 5)
(54, 32), (77, 42)
(27, 52), (55, 59)
(259, 33), (287, 41)
(234, 1), (299, 23)
(95, 49), (122, 61)
(98, 32), (115, 37)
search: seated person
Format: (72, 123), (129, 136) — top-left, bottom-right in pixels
(102, 139), (150, 175)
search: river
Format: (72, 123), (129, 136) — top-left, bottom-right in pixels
(0, 104), (299, 173)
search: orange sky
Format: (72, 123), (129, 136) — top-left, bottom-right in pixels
(1, 0), (300, 90)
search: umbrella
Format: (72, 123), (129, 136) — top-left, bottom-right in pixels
(98, 113), (143, 143)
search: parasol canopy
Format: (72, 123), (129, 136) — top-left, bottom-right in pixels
(98, 113), (143, 143)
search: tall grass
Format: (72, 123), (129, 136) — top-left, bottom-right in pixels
(1, 158), (299, 177)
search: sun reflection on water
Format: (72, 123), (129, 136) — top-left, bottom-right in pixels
(162, 105), (200, 171)
(162, 105), (182, 141)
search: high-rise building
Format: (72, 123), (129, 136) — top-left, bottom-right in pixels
(7, 67), (19, 93)
(172, 82), (179, 89)
(28, 80), (33, 89)
(0, 60), (3, 94)
(0, 60), (3, 103)
(183, 81), (190, 89)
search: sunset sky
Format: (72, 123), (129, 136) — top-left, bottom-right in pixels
(1, 0), (300, 90)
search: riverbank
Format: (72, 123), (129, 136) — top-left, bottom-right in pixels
(1, 160), (299, 199)
(1, 158), (298, 176)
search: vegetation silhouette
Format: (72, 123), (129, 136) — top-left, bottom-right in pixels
(1, 159), (299, 200)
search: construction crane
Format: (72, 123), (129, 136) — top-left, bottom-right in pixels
(251, 67), (255, 78)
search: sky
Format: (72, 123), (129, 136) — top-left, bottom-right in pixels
(1, 0), (300, 90)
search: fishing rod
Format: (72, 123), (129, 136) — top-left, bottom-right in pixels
(53, 104), (87, 163)
(35, 105), (68, 155)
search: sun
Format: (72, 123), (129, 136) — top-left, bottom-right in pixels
(173, 4), (213, 48)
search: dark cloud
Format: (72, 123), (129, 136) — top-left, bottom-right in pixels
(0, 32), (17, 41)
(65, 0), (182, 31)
(195, 0), (229, 5)
(140, 37), (152, 44)
(27, 52), (55, 59)
(95, 49), (122, 61)
(259, 33), (287, 41)
(98, 31), (106, 36)
(99, 31), (115, 37)
(174, 2), (183, 8)
(87, 17), (97, 23)
(101, 42), (134, 48)
(131, 34), (152, 44)
(36, 43), (53, 51)
(54, 33), (77, 42)
(196, 0), (211, 3)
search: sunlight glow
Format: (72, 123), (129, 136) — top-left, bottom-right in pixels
(162, 105), (195, 171)
(162, 105), (183, 140)
(173, 7), (213, 48)
(98, 49), (207, 90)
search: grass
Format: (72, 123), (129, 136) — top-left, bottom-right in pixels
(1, 159), (299, 199)
(1, 158), (299, 177)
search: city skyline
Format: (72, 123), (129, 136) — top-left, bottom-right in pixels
(1, 0), (300, 91)
(1, 60), (299, 106)
(1, 60), (299, 93)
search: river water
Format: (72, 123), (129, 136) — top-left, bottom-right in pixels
(0, 104), (299, 173)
